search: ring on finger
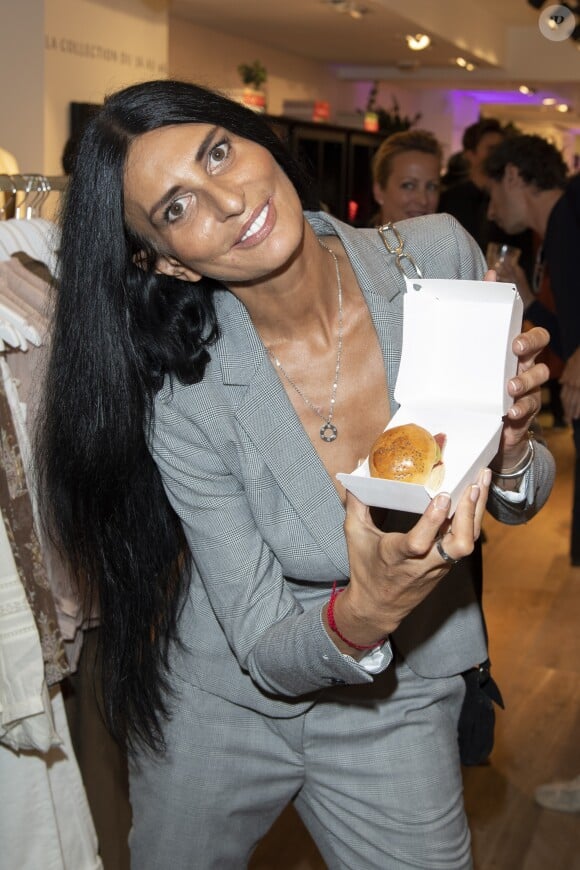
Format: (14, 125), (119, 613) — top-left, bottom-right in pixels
(436, 535), (461, 566)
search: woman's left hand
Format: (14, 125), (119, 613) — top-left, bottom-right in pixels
(483, 269), (549, 470)
(494, 326), (550, 469)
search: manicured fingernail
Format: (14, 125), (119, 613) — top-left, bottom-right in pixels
(470, 485), (480, 503)
(434, 494), (450, 512)
(515, 339), (524, 352)
(509, 379), (521, 393)
(481, 468), (492, 487)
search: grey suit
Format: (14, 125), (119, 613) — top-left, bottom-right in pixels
(129, 213), (555, 869)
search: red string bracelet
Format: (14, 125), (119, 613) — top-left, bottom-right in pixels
(327, 581), (385, 652)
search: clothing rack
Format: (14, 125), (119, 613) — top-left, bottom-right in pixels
(0, 174), (67, 192)
(0, 174), (67, 221)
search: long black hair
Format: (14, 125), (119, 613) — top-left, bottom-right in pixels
(34, 80), (318, 752)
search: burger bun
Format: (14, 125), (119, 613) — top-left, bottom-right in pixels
(369, 423), (445, 489)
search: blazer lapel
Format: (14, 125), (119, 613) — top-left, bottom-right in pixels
(216, 290), (350, 578)
(212, 213), (408, 579)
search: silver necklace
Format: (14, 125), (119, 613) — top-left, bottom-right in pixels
(267, 239), (343, 443)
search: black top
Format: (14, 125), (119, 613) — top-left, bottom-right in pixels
(438, 180), (489, 249)
(543, 173), (580, 360)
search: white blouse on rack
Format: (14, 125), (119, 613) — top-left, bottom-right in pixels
(0, 216), (103, 869)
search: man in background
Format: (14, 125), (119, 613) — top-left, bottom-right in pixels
(439, 118), (534, 280)
(439, 118), (504, 247)
(484, 133), (580, 813)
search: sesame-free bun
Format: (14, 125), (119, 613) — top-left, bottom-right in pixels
(369, 423), (445, 488)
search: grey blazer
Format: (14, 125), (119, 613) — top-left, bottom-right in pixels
(151, 212), (555, 718)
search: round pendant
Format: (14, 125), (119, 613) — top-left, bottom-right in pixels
(320, 422), (338, 443)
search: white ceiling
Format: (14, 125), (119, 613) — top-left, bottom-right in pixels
(168, 0), (493, 68)
(168, 0), (580, 134)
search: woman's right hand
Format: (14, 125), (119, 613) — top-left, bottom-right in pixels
(326, 469), (491, 655)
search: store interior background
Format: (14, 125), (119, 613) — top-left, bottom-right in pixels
(3, 0), (580, 182)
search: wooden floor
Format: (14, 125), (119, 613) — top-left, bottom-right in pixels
(251, 420), (580, 870)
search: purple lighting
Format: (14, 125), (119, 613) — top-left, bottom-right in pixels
(451, 88), (551, 106)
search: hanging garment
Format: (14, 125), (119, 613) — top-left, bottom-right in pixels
(0, 250), (98, 669)
(0, 217), (59, 274)
(0, 368), (69, 684)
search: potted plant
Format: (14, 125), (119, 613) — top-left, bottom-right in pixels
(236, 60), (268, 113)
(361, 82), (421, 134)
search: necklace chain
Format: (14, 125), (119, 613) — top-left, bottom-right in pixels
(267, 239), (343, 443)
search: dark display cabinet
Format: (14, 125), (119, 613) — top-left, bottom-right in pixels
(266, 115), (384, 227)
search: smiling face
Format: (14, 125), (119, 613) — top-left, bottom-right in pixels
(373, 150), (441, 223)
(123, 123), (306, 285)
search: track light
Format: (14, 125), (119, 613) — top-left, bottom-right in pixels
(406, 33), (431, 51)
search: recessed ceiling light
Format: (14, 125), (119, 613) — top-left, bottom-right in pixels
(542, 97), (557, 105)
(519, 85), (531, 95)
(406, 33), (431, 51)
(456, 56), (467, 67)
(465, 63), (475, 71)
(556, 103), (570, 112)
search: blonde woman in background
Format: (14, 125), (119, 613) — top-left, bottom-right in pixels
(371, 128), (442, 225)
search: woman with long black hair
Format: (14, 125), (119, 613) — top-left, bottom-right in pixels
(35, 79), (554, 869)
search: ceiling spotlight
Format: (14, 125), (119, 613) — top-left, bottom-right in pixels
(519, 85), (531, 94)
(454, 57), (475, 71)
(406, 33), (431, 51)
(542, 97), (557, 105)
(556, 103), (570, 112)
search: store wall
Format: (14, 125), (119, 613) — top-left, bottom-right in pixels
(1, 0), (45, 173)
(168, 16), (340, 118)
(44, 0), (169, 174)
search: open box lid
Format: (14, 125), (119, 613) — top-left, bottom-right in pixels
(336, 278), (524, 515)
(396, 278), (523, 416)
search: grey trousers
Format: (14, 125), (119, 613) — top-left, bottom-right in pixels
(129, 659), (471, 870)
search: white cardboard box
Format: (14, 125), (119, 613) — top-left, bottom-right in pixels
(336, 277), (524, 515)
